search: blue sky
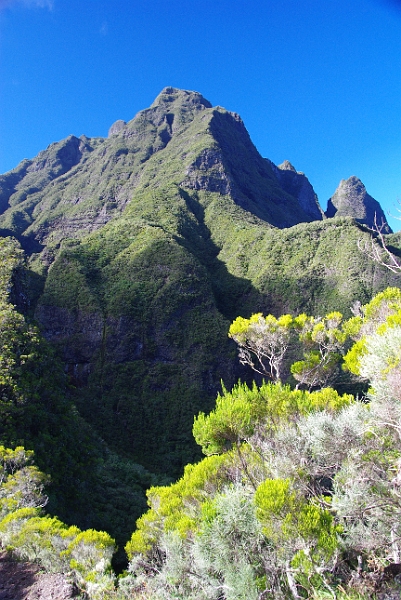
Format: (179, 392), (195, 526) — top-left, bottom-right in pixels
(0, 0), (400, 229)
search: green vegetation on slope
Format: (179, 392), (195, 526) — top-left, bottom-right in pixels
(121, 288), (401, 599)
(0, 236), (162, 568)
(0, 445), (116, 598)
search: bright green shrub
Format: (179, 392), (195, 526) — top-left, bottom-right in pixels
(0, 506), (40, 547)
(344, 287), (401, 377)
(255, 478), (340, 595)
(125, 454), (227, 560)
(193, 381), (353, 455)
(63, 529), (115, 575)
(3, 515), (69, 569)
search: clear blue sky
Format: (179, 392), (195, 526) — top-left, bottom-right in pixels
(1, 0), (400, 229)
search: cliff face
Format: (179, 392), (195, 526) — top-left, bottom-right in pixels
(275, 160), (324, 222)
(326, 175), (392, 233)
(0, 88), (397, 479)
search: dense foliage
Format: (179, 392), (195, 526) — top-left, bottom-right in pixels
(1, 236), (401, 599)
(0, 236), (160, 568)
(0, 89), (399, 484)
(120, 288), (401, 599)
(1, 89), (401, 598)
(0, 445), (116, 598)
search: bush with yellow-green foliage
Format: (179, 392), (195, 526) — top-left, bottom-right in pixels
(193, 381), (353, 456)
(126, 453), (227, 559)
(343, 287), (401, 380)
(122, 384), (357, 598)
(0, 444), (116, 599)
(229, 309), (352, 390)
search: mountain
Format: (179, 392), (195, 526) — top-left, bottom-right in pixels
(325, 175), (392, 233)
(0, 87), (324, 251)
(0, 88), (399, 543)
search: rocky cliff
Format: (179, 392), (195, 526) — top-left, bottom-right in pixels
(325, 175), (392, 233)
(275, 159), (324, 221)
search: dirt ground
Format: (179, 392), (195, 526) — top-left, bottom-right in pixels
(0, 552), (78, 600)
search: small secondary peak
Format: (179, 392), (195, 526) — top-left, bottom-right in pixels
(278, 160), (297, 173)
(326, 176), (392, 233)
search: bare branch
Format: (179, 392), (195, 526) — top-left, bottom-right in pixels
(358, 214), (401, 273)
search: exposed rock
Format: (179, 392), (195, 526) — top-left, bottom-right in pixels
(278, 159), (297, 173)
(0, 552), (77, 600)
(277, 160), (324, 221)
(108, 119), (127, 136)
(182, 147), (234, 195)
(326, 176), (392, 232)
(182, 107), (325, 228)
(150, 86), (212, 111)
(28, 135), (85, 174)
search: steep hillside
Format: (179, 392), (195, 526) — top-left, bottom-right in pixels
(0, 87), (399, 521)
(0, 237), (161, 567)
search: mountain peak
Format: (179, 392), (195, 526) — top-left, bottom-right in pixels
(150, 87), (212, 110)
(337, 176), (366, 196)
(278, 160), (297, 173)
(326, 176), (392, 233)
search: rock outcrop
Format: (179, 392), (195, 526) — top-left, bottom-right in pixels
(276, 160), (324, 222)
(0, 552), (77, 600)
(326, 176), (392, 233)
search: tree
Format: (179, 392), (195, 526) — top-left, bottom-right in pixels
(290, 312), (347, 389)
(229, 314), (294, 381)
(358, 214), (401, 273)
(229, 311), (350, 390)
(0, 445), (48, 518)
